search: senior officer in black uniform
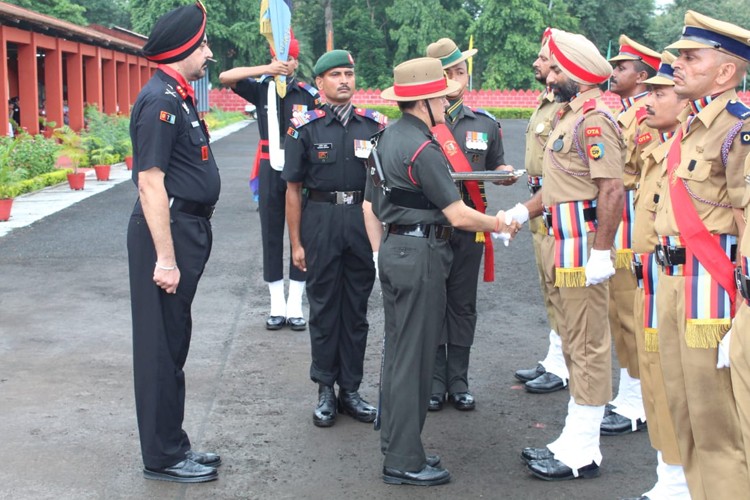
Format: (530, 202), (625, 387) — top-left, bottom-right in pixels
(283, 50), (387, 428)
(219, 36), (322, 331)
(425, 37), (515, 412)
(363, 57), (519, 486)
(128, 1), (221, 483)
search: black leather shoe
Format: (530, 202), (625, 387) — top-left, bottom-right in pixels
(186, 450), (222, 467)
(426, 455), (441, 468)
(525, 372), (566, 394)
(143, 459), (218, 483)
(527, 458), (600, 481)
(600, 412), (647, 436)
(287, 317), (307, 331)
(605, 403), (616, 416)
(338, 389), (377, 423)
(313, 385), (337, 427)
(448, 392), (475, 411)
(266, 315), (285, 330)
(521, 447), (554, 464)
(428, 394), (444, 412)
(383, 465), (451, 486)
(515, 363), (546, 382)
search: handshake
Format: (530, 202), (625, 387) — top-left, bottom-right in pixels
(492, 203), (529, 247)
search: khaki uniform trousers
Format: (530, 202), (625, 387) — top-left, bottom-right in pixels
(541, 232), (611, 405)
(633, 287), (681, 464)
(530, 216), (557, 332)
(609, 266), (640, 377)
(730, 302), (750, 482)
(657, 272), (748, 500)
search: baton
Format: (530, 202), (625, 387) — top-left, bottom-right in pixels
(450, 169), (526, 182)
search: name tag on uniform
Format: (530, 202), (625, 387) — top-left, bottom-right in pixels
(314, 143), (332, 150)
(465, 131), (488, 151)
(191, 120), (200, 128)
(354, 139), (373, 158)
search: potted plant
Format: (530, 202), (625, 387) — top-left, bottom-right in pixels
(53, 126), (88, 190)
(0, 138), (21, 221)
(89, 147), (119, 181)
(119, 138), (134, 170)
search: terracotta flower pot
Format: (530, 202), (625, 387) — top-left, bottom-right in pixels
(93, 164), (111, 181)
(67, 172), (86, 190)
(0, 198), (13, 222)
(124, 156), (133, 170)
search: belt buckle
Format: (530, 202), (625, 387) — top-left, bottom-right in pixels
(656, 245), (666, 266)
(336, 191), (354, 205)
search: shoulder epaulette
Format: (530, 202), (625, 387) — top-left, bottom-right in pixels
(290, 109), (326, 129)
(582, 99), (597, 114)
(635, 106), (649, 124)
(726, 99), (750, 120)
(297, 81), (323, 108)
(471, 107), (497, 122)
(354, 108), (388, 126)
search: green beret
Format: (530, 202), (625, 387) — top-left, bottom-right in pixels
(313, 50), (355, 77)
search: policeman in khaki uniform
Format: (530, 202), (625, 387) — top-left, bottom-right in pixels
(424, 38), (514, 412)
(654, 10), (750, 499)
(598, 35), (661, 435)
(506, 30), (625, 481)
(283, 50), (387, 429)
(623, 51), (692, 500)
(514, 28), (570, 395)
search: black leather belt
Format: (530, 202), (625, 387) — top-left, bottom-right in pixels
(632, 261), (644, 280)
(542, 206), (597, 229)
(170, 197), (215, 220)
(388, 223), (453, 240)
(529, 185), (542, 195)
(735, 267), (750, 301)
(654, 245), (686, 266)
(307, 189), (364, 205)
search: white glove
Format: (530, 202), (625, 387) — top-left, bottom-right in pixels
(585, 249), (615, 286)
(505, 202), (530, 225)
(373, 251), (380, 280)
(717, 328), (732, 369)
(492, 211), (514, 247)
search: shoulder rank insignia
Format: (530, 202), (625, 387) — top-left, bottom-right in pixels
(287, 126), (299, 139)
(159, 111), (176, 125)
(635, 107), (649, 124)
(582, 99), (597, 114)
(587, 143), (604, 160)
(175, 85), (189, 100)
(471, 108), (497, 122)
(727, 99), (750, 120)
(297, 81), (323, 108)
(637, 132), (653, 145)
(354, 108), (389, 126)
(290, 109), (326, 129)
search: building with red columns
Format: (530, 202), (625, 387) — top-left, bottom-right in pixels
(0, 1), (156, 136)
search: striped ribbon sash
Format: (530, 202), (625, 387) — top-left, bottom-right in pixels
(640, 252), (659, 353)
(527, 175), (543, 189)
(549, 199), (597, 287)
(658, 235), (684, 277)
(614, 189), (636, 269)
(683, 234), (736, 348)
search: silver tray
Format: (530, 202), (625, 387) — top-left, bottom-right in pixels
(450, 169), (526, 181)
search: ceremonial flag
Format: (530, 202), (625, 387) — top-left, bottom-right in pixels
(260, 0), (293, 97)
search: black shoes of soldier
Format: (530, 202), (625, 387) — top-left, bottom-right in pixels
(515, 363), (546, 382)
(521, 447), (554, 464)
(383, 464), (451, 486)
(266, 315), (285, 330)
(525, 372), (566, 394)
(600, 412), (647, 435)
(313, 385), (337, 427)
(527, 457), (600, 481)
(448, 392), (475, 411)
(338, 389), (377, 423)
(287, 317), (306, 331)
(186, 449), (222, 468)
(143, 458), (218, 483)
(428, 394), (444, 411)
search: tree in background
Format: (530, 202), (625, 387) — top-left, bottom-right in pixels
(6, 0), (87, 25)
(570, 0), (656, 54)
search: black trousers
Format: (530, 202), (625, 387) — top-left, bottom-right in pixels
(301, 200), (375, 390)
(258, 159), (306, 283)
(379, 232), (452, 471)
(128, 209), (212, 469)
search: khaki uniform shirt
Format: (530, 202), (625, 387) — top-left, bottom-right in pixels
(542, 88), (625, 207)
(526, 90), (565, 177)
(618, 98), (658, 191)
(654, 90), (750, 238)
(632, 137), (671, 254)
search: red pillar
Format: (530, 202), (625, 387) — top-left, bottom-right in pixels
(116, 59), (129, 115)
(0, 28), (9, 137)
(66, 48), (84, 131)
(44, 40), (64, 129)
(17, 35), (38, 135)
(102, 55), (116, 114)
(84, 49), (102, 111)
(129, 61), (140, 111)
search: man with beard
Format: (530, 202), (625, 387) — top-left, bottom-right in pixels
(424, 37), (515, 412)
(503, 30), (625, 480)
(128, 1), (221, 482)
(220, 36), (321, 332)
(513, 28), (569, 395)
(654, 10), (750, 498)
(283, 50), (387, 428)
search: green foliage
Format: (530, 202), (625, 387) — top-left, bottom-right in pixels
(11, 170), (72, 198)
(570, 0), (655, 55)
(6, 134), (60, 179)
(353, 105), (402, 120)
(0, 137), (23, 199)
(5, 0), (87, 25)
(82, 106), (130, 164)
(203, 108), (247, 130)
(53, 126), (88, 173)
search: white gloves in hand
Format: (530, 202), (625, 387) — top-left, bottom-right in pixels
(492, 203), (529, 247)
(373, 251), (380, 280)
(585, 249), (615, 286)
(717, 328), (732, 369)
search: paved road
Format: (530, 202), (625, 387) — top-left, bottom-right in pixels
(0, 120), (654, 499)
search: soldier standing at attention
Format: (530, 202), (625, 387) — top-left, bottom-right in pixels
(513, 28), (570, 395)
(424, 37), (516, 412)
(654, 10), (750, 498)
(283, 50), (387, 428)
(219, 36), (321, 332)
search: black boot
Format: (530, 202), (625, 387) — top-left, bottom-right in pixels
(313, 384), (337, 427)
(338, 389), (377, 423)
